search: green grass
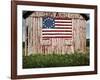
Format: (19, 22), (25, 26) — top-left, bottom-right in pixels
(23, 52), (89, 68)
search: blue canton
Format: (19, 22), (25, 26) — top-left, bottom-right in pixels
(43, 16), (55, 28)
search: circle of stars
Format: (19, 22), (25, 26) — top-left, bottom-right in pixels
(43, 16), (55, 29)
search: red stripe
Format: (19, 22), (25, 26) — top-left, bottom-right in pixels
(55, 21), (72, 23)
(42, 38), (72, 40)
(42, 33), (72, 35)
(55, 24), (72, 26)
(55, 18), (72, 20)
(55, 27), (72, 29)
(42, 36), (72, 38)
(42, 30), (72, 32)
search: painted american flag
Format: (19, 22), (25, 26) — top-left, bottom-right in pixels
(42, 16), (72, 39)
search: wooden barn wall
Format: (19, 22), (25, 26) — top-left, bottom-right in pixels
(72, 19), (86, 52)
(25, 12), (86, 55)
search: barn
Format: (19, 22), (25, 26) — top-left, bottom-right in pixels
(23, 11), (89, 56)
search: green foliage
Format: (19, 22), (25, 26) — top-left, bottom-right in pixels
(23, 53), (89, 68)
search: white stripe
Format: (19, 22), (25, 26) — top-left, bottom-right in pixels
(55, 23), (72, 25)
(55, 20), (72, 22)
(42, 35), (72, 37)
(42, 32), (72, 34)
(55, 26), (72, 28)
(42, 29), (72, 31)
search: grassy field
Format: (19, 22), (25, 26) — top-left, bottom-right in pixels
(23, 52), (89, 68)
